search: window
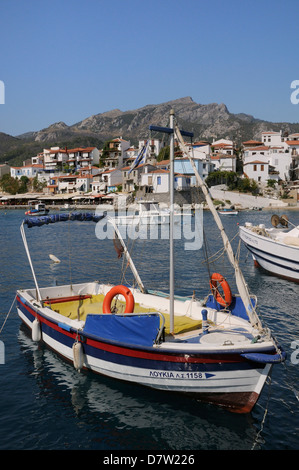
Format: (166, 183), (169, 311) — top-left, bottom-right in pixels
(261, 165), (264, 171)
(157, 176), (161, 185)
(254, 165), (257, 171)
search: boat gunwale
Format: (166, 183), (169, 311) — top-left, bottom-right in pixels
(240, 225), (299, 255)
(16, 291), (279, 358)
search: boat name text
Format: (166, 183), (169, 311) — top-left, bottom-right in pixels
(149, 370), (203, 379)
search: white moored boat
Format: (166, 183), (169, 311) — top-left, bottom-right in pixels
(218, 208), (238, 216)
(25, 201), (49, 216)
(239, 214), (299, 282)
(111, 200), (181, 226)
(16, 111), (286, 414)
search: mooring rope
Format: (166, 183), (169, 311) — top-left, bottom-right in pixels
(0, 295), (16, 335)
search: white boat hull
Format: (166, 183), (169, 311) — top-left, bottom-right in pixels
(239, 225), (299, 282)
(112, 213), (181, 226)
(16, 282), (285, 413)
(219, 210), (238, 216)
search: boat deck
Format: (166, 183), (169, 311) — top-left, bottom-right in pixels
(44, 293), (204, 336)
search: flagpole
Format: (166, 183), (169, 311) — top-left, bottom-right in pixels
(169, 109), (174, 334)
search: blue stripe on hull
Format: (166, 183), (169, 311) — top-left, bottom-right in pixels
(82, 342), (264, 374)
(243, 242), (299, 273)
(17, 299), (267, 375)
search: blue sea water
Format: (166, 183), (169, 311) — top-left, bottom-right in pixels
(0, 207), (299, 451)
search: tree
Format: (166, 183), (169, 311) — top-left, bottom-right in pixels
(0, 174), (19, 194)
(19, 176), (29, 193)
(157, 146), (170, 162)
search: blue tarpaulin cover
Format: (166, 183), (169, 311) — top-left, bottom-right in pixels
(24, 212), (105, 228)
(205, 294), (256, 321)
(83, 314), (160, 347)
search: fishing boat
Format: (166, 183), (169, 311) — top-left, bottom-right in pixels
(111, 200), (181, 226)
(239, 214), (299, 282)
(16, 111), (285, 413)
(25, 201), (49, 216)
(218, 208), (238, 216)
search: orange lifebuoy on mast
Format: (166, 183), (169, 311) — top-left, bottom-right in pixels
(209, 273), (232, 307)
(102, 285), (135, 314)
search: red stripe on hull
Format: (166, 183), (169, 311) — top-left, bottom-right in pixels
(18, 296), (248, 365)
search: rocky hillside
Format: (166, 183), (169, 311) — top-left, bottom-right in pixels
(19, 97), (299, 144)
(2, 97), (299, 165)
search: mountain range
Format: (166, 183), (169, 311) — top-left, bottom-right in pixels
(1, 97), (299, 166)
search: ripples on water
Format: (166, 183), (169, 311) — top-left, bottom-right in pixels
(0, 208), (299, 450)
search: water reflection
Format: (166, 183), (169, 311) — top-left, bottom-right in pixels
(3, 208), (299, 450)
(18, 326), (257, 450)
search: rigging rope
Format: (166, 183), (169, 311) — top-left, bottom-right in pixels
(0, 295), (16, 335)
(251, 371), (273, 450)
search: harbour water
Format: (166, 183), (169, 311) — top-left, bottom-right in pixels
(0, 208), (298, 451)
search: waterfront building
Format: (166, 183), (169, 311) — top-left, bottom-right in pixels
(91, 169), (122, 194)
(103, 138), (130, 169)
(243, 160), (270, 183)
(10, 164), (44, 179)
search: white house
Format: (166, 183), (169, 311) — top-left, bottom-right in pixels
(56, 175), (77, 193)
(261, 131), (284, 146)
(174, 157), (214, 183)
(140, 169), (169, 193)
(43, 147), (68, 171)
(174, 173), (191, 191)
(10, 164), (44, 179)
(122, 163), (156, 193)
(210, 154), (236, 172)
(67, 147), (99, 169)
(176, 141), (211, 161)
(104, 138), (131, 169)
(139, 138), (167, 164)
(31, 152), (44, 166)
(285, 139), (299, 156)
(92, 169), (122, 194)
(76, 174), (93, 193)
(212, 139), (235, 156)
(243, 160), (269, 183)
(243, 145), (292, 181)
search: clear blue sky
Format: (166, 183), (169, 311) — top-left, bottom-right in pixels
(0, 0), (298, 136)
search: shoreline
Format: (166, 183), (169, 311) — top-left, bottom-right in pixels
(1, 203), (298, 212)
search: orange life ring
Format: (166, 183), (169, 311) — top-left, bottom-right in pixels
(102, 285), (135, 314)
(209, 272), (232, 307)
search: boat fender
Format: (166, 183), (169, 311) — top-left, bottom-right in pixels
(73, 342), (84, 372)
(103, 285), (135, 314)
(201, 309), (209, 335)
(241, 350), (286, 364)
(209, 273), (232, 307)
(32, 318), (41, 342)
